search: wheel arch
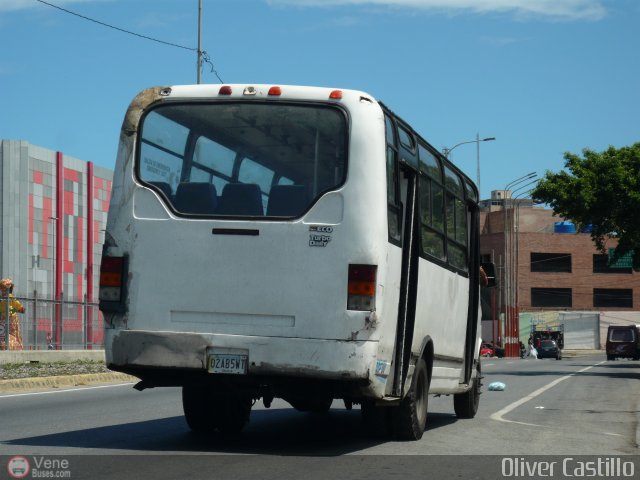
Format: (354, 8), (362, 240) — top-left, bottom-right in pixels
(417, 335), (434, 384)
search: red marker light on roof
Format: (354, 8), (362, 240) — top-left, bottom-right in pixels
(329, 90), (343, 100)
(268, 86), (282, 96)
(218, 86), (232, 95)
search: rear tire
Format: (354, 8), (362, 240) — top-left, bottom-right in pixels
(392, 358), (429, 440)
(182, 386), (252, 434)
(454, 360), (481, 419)
(183, 385), (218, 433)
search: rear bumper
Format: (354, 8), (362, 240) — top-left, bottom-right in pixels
(106, 329), (378, 381)
(606, 345), (639, 358)
(537, 350), (560, 358)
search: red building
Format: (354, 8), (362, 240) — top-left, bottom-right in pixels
(0, 140), (112, 349)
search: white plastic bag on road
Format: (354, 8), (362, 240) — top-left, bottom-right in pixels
(488, 382), (506, 391)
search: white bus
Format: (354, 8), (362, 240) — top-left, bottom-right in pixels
(100, 84), (485, 440)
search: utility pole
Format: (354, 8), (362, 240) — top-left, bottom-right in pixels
(197, 0), (202, 84)
(476, 133), (481, 196)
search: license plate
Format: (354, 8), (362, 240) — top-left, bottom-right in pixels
(208, 354), (248, 375)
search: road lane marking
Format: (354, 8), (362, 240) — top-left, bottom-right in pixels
(490, 361), (606, 426)
(0, 382), (135, 399)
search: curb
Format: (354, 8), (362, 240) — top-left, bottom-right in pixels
(0, 372), (137, 394)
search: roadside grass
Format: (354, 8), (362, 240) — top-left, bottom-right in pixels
(0, 360), (109, 380)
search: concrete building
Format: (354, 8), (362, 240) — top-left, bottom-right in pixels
(0, 140), (112, 348)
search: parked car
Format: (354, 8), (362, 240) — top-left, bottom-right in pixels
(480, 342), (504, 358)
(480, 343), (495, 357)
(537, 339), (562, 360)
(606, 325), (640, 360)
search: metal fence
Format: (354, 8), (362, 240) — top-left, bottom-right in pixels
(1, 295), (103, 351)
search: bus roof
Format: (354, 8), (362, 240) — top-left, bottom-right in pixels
(162, 84), (379, 104)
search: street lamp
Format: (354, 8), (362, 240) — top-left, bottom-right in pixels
(442, 134), (496, 197)
(501, 173), (537, 357)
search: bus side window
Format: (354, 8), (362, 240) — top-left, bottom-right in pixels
(418, 144), (445, 260)
(385, 114), (401, 243)
(444, 166), (468, 271)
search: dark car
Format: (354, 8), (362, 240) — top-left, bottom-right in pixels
(606, 325), (640, 360)
(537, 339), (562, 360)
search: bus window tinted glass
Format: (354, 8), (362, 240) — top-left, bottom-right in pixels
(385, 115), (395, 146)
(142, 111), (189, 156)
(139, 142), (183, 194)
(398, 126), (414, 150)
(432, 184), (444, 232)
(194, 136), (236, 177)
(444, 166), (463, 196)
(138, 103), (347, 217)
(418, 144), (442, 180)
(455, 198), (467, 244)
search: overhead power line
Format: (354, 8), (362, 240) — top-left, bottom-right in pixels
(36, 0), (196, 51)
(35, 0), (224, 82)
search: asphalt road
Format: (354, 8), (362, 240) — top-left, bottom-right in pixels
(0, 354), (638, 479)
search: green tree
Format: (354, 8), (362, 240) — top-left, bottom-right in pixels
(532, 143), (640, 269)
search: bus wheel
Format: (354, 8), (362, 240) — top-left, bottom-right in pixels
(215, 395), (252, 434)
(393, 358), (429, 440)
(182, 385), (219, 433)
(182, 386), (252, 434)
(454, 361), (481, 419)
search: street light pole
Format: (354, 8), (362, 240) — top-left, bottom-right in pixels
(443, 135), (495, 198)
(501, 173), (536, 357)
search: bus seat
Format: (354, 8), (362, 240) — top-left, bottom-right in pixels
(267, 185), (308, 216)
(148, 181), (173, 200)
(217, 183), (263, 216)
(174, 182), (218, 214)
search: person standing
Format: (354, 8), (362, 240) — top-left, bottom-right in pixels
(0, 278), (25, 350)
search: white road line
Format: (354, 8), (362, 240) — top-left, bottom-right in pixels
(0, 382), (135, 399)
(490, 361), (606, 426)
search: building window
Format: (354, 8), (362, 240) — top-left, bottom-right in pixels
(593, 254), (632, 274)
(593, 288), (633, 308)
(531, 288), (572, 307)
(530, 253), (572, 273)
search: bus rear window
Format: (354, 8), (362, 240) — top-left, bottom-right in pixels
(137, 102), (348, 218)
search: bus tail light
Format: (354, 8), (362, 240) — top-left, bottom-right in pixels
(99, 255), (128, 312)
(348, 264), (377, 311)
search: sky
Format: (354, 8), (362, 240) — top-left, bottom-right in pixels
(1, 0), (639, 200)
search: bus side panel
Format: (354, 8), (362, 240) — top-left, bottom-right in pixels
(412, 260), (470, 393)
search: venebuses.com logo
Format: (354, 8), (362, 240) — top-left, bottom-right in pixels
(7, 456), (30, 479)
(6, 456), (72, 478)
